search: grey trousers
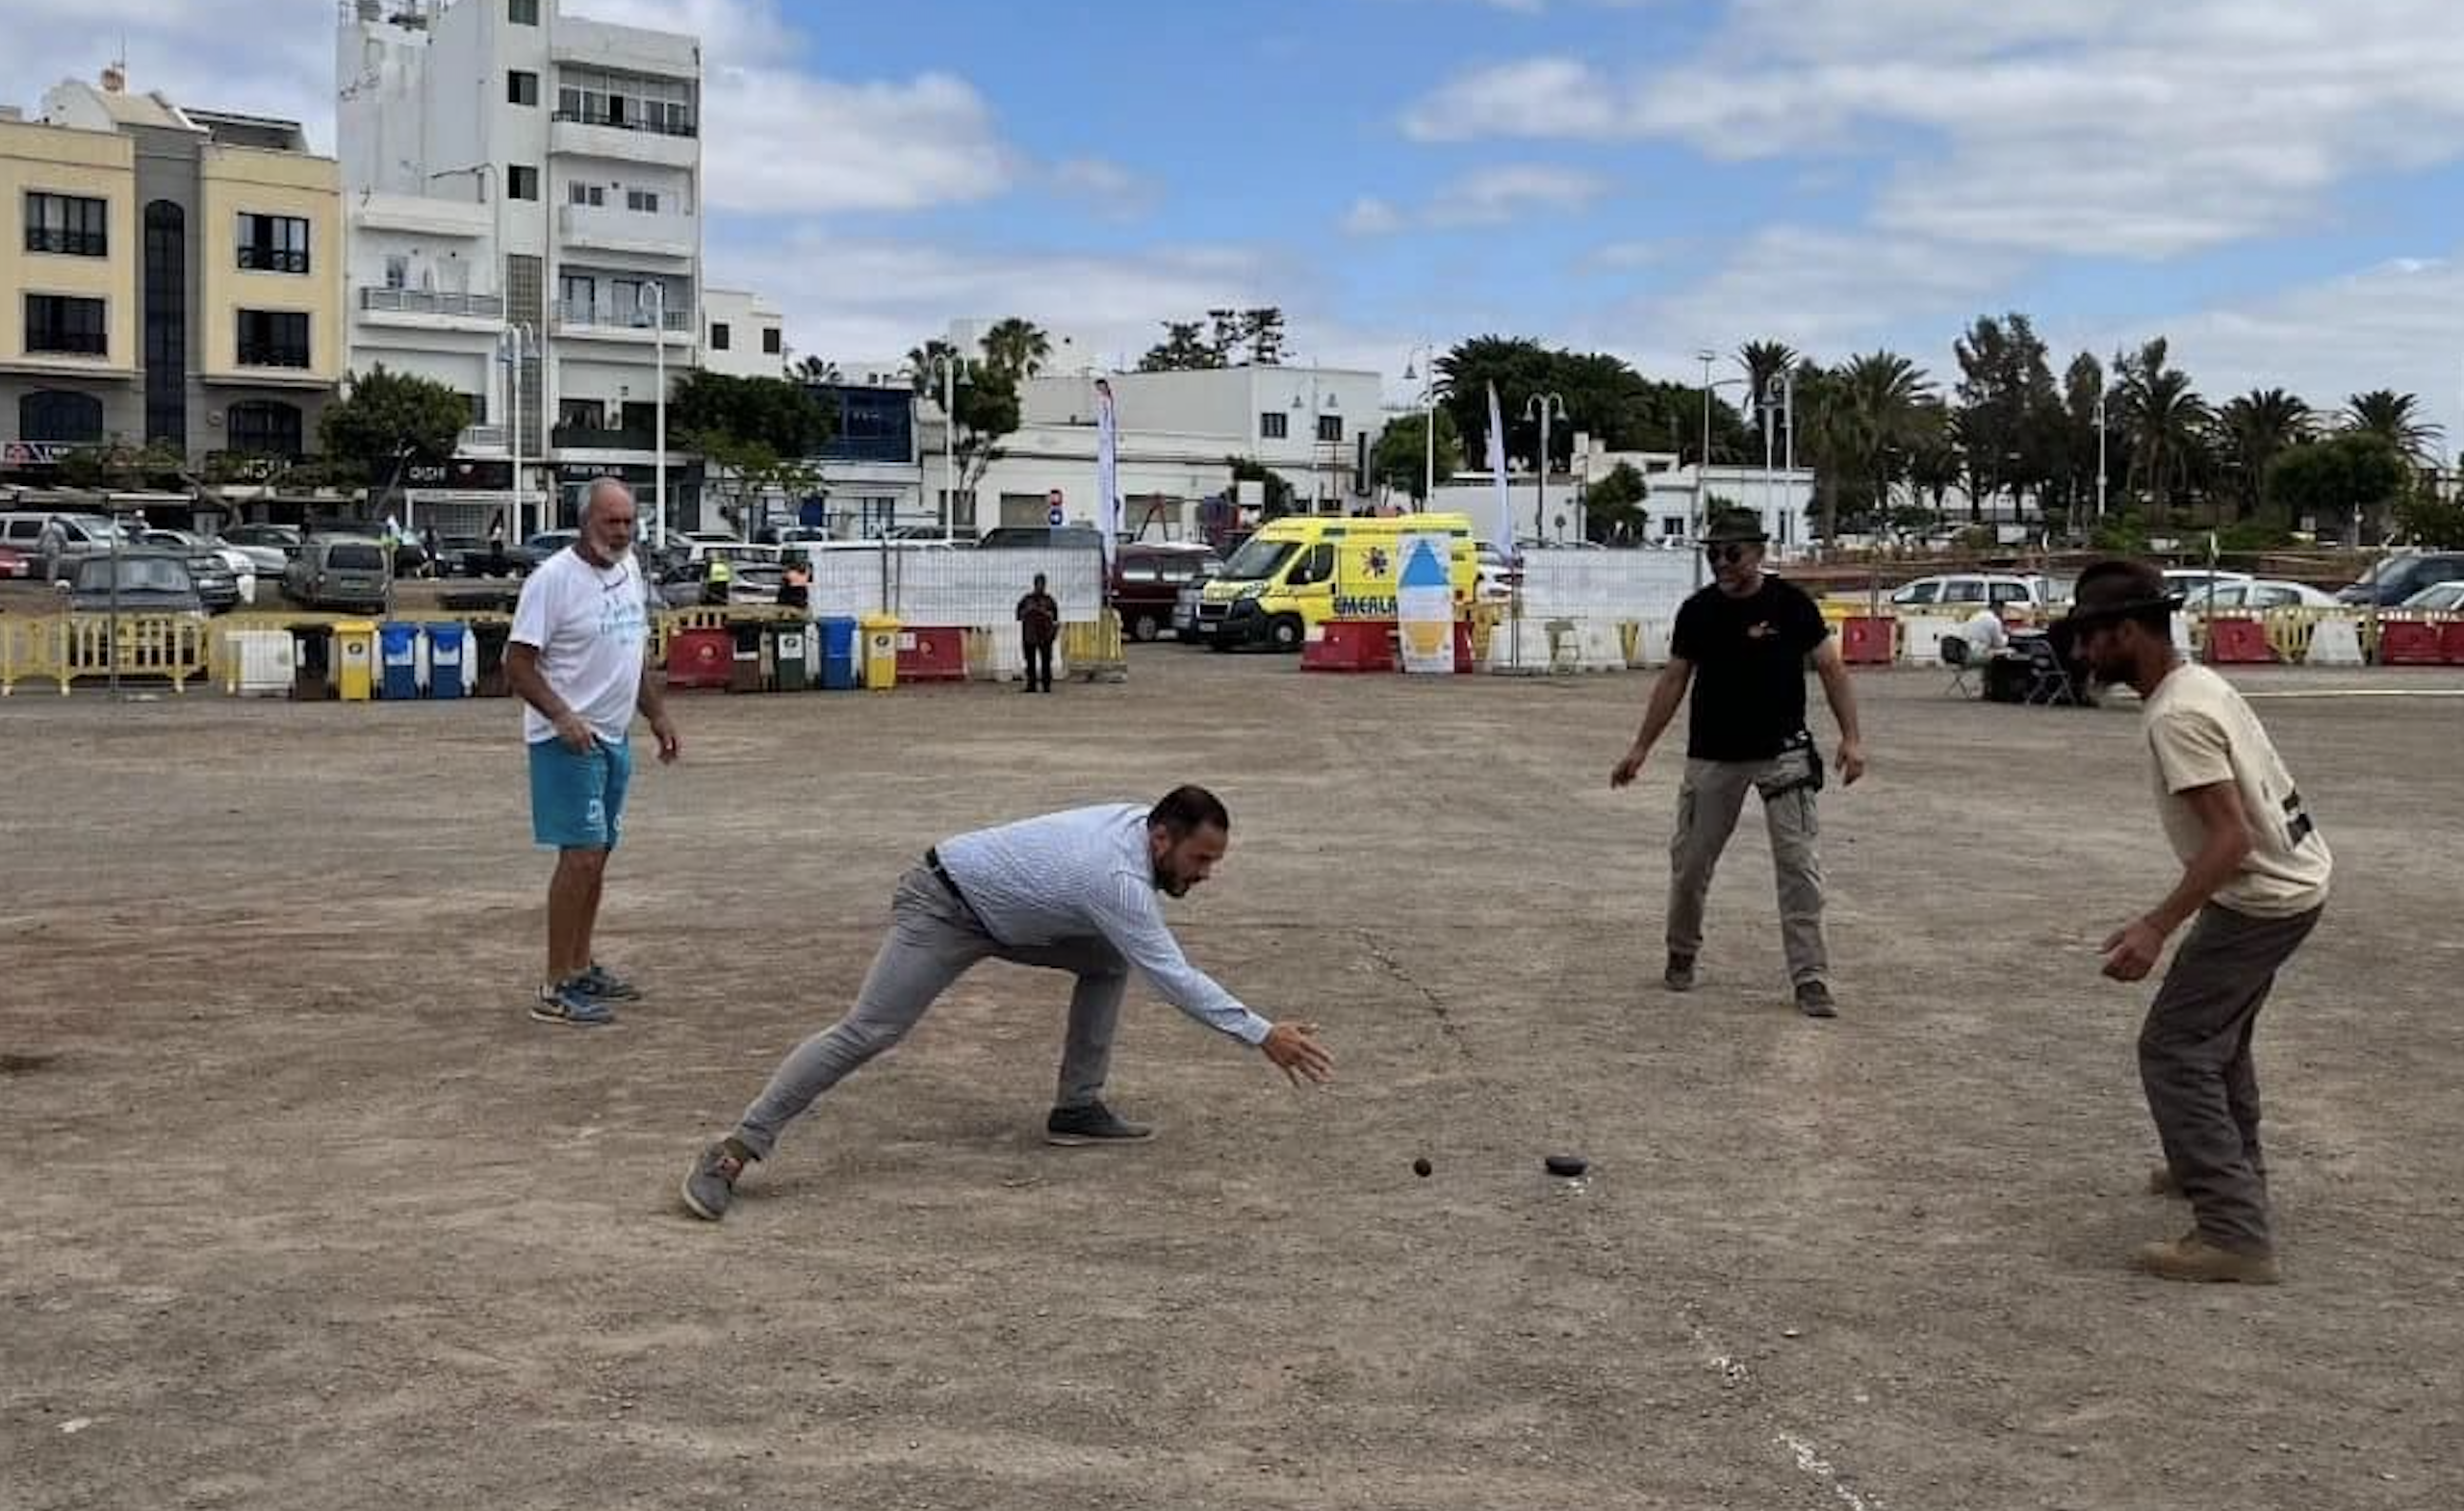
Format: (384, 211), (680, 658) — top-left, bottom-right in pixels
(1666, 753), (1828, 986)
(732, 865), (1129, 1159)
(2141, 902), (2323, 1255)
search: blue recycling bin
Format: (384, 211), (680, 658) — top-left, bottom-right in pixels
(425, 622), (469, 699)
(378, 621), (424, 700)
(818, 614), (860, 690)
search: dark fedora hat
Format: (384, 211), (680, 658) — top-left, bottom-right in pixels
(1703, 509), (1769, 545)
(2049, 558), (2182, 656)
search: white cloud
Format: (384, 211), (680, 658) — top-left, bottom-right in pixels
(699, 66), (1013, 214)
(1400, 2), (2464, 259)
(1346, 165), (1610, 235)
(0, 0), (335, 147)
(1047, 157), (1159, 219)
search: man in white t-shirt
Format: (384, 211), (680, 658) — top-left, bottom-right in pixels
(506, 477), (680, 1026)
(1960, 606), (2010, 656)
(2055, 560), (2330, 1285)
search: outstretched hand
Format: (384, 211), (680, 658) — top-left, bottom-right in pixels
(1262, 1022), (1335, 1087)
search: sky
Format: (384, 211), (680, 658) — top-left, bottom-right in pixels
(8, 0), (2464, 441)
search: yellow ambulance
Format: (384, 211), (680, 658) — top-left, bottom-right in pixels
(1190, 513), (1480, 652)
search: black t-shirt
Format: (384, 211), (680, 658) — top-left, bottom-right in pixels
(1670, 576), (1831, 762)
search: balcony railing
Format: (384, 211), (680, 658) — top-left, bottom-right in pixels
(238, 247), (312, 274)
(360, 287), (507, 320)
(552, 300), (690, 332)
(551, 107), (697, 139)
(552, 423), (655, 451)
(458, 423), (507, 451)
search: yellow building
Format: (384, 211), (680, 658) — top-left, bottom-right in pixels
(0, 110), (141, 453)
(3, 68), (342, 472)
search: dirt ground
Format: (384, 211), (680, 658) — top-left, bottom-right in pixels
(4, 652), (2461, 1511)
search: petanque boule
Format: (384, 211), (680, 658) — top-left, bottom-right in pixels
(1544, 1154), (1589, 1178)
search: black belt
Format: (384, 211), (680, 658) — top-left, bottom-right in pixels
(923, 848), (988, 930)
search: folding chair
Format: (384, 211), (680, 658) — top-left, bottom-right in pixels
(2021, 639), (2080, 705)
(1939, 633), (1980, 696)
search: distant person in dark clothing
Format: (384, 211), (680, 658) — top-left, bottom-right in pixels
(1016, 572), (1060, 693)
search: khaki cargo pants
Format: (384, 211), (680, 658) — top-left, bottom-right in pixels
(1666, 748), (1828, 987)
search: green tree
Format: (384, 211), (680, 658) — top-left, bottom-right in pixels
(318, 366), (471, 487)
(1138, 321), (1226, 371)
(1206, 307), (1286, 365)
(1371, 408), (1464, 502)
(1737, 339), (1798, 457)
(693, 432), (824, 538)
(2212, 388), (2313, 525)
(1224, 455), (1297, 518)
(906, 338), (1022, 510)
(2394, 488), (2464, 548)
(1951, 312), (2060, 523)
(2341, 389), (2441, 463)
(981, 317), (1052, 380)
(1584, 460), (1649, 542)
(2055, 351), (2110, 529)
(2265, 432), (2411, 544)
(2114, 338), (2209, 521)
(667, 369), (833, 457)
(1835, 349), (1938, 531)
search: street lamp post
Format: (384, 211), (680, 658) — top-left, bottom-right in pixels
(499, 321), (537, 544)
(641, 281), (668, 547)
(2092, 386), (2109, 539)
(1525, 392), (1567, 543)
(926, 350), (963, 539)
(1402, 343), (1436, 509)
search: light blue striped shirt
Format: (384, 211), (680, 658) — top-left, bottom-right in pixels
(937, 804), (1272, 1045)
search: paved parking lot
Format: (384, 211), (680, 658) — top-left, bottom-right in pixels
(5, 652), (2460, 1510)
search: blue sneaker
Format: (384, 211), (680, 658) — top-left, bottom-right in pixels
(576, 962), (641, 1001)
(530, 979), (616, 1026)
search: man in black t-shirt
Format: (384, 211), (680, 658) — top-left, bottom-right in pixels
(1609, 511), (1867, 1017)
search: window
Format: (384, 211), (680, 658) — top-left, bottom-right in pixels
(1317, 414), (1343, 444)
(709, 321), (731, 350)
(383, 253), (409, 289)
(143, 200), (187, 448)
(509, 0), (539, 22)
(19, 391), (105, 444)
(558, 398), (605, 429)
(508, 70), (539, 106)
(235, 213), (310, 274)
(1893, 580), (1939, 605)
(1258, 411), (1288, 440)
(554, 67), (696, 138)
(225, 399), (302, 456)
(568, 182), (604, 207)
(508, 166), (539, 200)
(24, 294), (108, 355)
(626, 189), (659, 214)
(235, 309), (311, 368)
(24, 192), (109, 256)
(761, 327), (782, 355)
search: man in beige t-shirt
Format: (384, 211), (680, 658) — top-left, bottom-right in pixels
(2056, 560), (2330, 1285)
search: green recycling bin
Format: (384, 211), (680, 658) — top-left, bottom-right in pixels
(773, 621), (811, 692)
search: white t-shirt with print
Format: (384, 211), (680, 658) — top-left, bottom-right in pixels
(510, 547), (650, 744)
(2142, 662), (2332, 917)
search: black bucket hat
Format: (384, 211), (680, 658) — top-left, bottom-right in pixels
(2050, 559), (2182, 657)
(1703, 510), (1768, 545)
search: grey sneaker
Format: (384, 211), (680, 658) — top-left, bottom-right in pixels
(531, 979), (616, 1027)
(576, 962), (641, 1001)
(1794, 981), (1838, 1018)
(1663, 952), (1698, 992)
(1044, 1101), (1156, 1146)
(680, 1139), (754, 1221)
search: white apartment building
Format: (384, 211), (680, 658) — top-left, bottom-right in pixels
(699, 288), (781, 378)
(336, 0), (701, 535)
(907, 364), (1388, 537)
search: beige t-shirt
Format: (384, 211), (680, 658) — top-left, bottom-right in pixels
(2142, 663), (2332, 917)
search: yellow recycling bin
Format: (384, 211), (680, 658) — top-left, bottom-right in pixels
(860, 613), (901, 691)
(333, 619), (378, 702)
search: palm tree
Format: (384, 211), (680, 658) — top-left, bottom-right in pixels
(2213, 388), (2311, 524)
(790, 353), (840, 384)
(1838, 349), (1937, 526)
(2115, 339), (2208, 520)
(906, 339), (960, 398)
(981, 317), (1052, 380)
(1737, 339), (1799, 438)
(2341, 389), (2441, 463)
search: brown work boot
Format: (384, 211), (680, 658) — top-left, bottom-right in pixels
(2146, 1164), (2183, 1197)
(2134, 1231), (2280, 1285)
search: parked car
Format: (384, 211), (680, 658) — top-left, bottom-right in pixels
(34, 512), (129, 582)
(2178, 578), (2341, 611)
(141, 528), (257, 583)
(1476, 546), (1522, 602)
(2398, 580), (2464, 613)
(1113, 543), (1221, 642)
(978, 525), (1105, 551)
(284, 536), (393, 613)
(503, 529), (579, 576)
(0, 544), (29, 579)
(68, 550), (204, 616)
(221, 522), (306, 565)
(2338, 551), (2464, 607)
(657, 556), (782, 607)
(1863, 574), (2049, 613)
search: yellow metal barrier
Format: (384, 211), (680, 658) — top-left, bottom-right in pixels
(0, 614), (211, 694)
(1062, 609), (1126, 675)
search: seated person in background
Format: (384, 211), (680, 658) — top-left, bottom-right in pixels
(1962, 606), (2011, 656)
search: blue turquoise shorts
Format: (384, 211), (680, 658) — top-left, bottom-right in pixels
(528, 735), (632, 851)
